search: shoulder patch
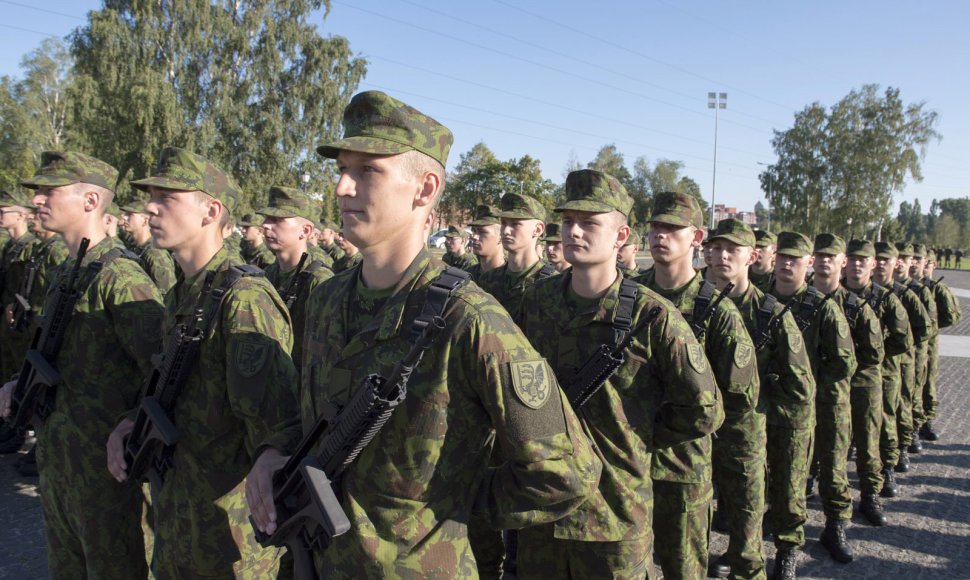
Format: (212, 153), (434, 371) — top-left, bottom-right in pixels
(510, 360), (552, 409)
(837, 317), (849, 339)
(788, 331), (803, 354)
(233, 337), (271, 378)
(686, 343), (708, 374)
(734, 343), (753, 369)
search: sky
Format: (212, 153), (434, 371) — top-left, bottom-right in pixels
(1, 0), (968, 217)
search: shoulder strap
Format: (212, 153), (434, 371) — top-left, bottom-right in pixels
(892, 280), (907, 297)
(201, 264), (266, 331)
(410, 266), (470, 342)
(844, 290), (862, 327)
(794, 286), (824, 331)
(757, 293), (778, 334)
(691, 280), (717, 325)
(613, 277), (638, 345)
(538, 263), (557, 279)
(907, 279), (923, 294)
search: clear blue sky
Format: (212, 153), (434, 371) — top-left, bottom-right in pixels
(1, 0), (967, 217)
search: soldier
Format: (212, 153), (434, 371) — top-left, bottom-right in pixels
(909, 244), (941, 444)
(258, 186), (334, 369)
(617, 237), (642, 277)
(333, 230), (362, 272)
(466, 204), (506, 282)
(479, 193), (556, 322)
(637, 206), (760, 580)
(750, 230), (776, 291)
(102, 202), (123, 240)
(543, 223), (570, 273)
(245, 90), (602, 577)
(120, 198), (178, 294)
(769, 232), (857, 564)
(811, 235), (887, 527)
(919, 258), (962, 441)
(441, 225), (477, 269)
(319, 218), (346, 262)
(0, 151), (165, 578)
(707, 220), (816, 580)
(239, 212), (276, 269)
(844, 240), (912, 499)
(892, 242), (935, 463)
(0, 190), (43, 383)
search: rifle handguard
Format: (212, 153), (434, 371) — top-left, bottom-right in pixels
(10, 348), (62, 429)
(124, 396), (181, 484)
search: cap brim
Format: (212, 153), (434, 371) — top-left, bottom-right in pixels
(776, 249), (809, 257)
(20, 175), (78, 189)
(555, 200), (617, 214)
(130, 176), (197, 192)
(875, 252), (897, 259)
(257, 207), (298, 219)
(120, 205), (145, 214)
(848, 251), (875, 258)
(813, 249), (843, 256)
(316, 136), (414, 159)
(709, 233), (753, 247)
(649, 214), (694, 228)
(498, 210), (539, 220)
(468, 218), (499, 226)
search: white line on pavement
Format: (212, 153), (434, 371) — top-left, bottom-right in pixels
(940, 335), (970, 358)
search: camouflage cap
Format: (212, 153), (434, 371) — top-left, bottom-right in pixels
(21, 151), (118, 191)
(846, 239), (875, 258)
(754, 230), (777, 248)
(130, 147), (242, 215)
(709, 218), (756, 248)
(257, 186), (317, 222)
(237, 213), (263, 227)
(895, 241), (914, 257)
(556, 169), (634, 216)
(813, 233), (846, 256)
(874, 242), (898, 259)
(316, 91), (454, 167)
(120, 198), (148, 214)
(468, 204), (501, 226)
(0, 189), (29, 208)
(499, 193), (546, 222)
(443, 225), (469, 239)
(544, 222), (562, 242)
(649, 191), (704, 229)
(912, 243), (926, 258)
(105, 203), (123, 218)
(776, 231), (813, 257)
(320, 218), (340, 232)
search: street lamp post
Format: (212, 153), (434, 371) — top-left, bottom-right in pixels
(708, 92), (727, 230)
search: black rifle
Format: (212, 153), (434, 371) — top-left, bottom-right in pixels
(754, 299), (794, 352)
(123, 271), (215, 488)
(280, 252), (310, 310)
(10, 238), (97, 429)
(563, 306), (662, 409)
(253, 315), (446, 580)
(689, 282), (735, 340)
(10, 255), (38, 332)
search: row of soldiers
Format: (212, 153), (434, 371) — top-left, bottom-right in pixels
(0, 89), (960, 580)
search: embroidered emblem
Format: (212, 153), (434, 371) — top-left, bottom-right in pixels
(510, 360), (550, 409)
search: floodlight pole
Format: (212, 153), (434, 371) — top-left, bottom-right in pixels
(757, 161), (772, 231)
(708, 92), (727, 230)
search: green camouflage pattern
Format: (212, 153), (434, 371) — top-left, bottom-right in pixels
(912, 243), (926, 258)
(557, 169), (634, 216)
(543, 222), (562, 242)
(26, 236), (70, 319)
(264, 257), (333, 369)
(131, 147), (242, 215)
(649, 191), (704, 229)
(749, 269), (773, 292)
(478, 259), (551, 323)
(907, 278), (937, 431)
(518, 527), (651, 580)
(754, 230), (776, 248)
(770, 282), (856, 522)
(846, 239), (875, 258)
(891, 279), (931, 447)
(321, 240), (346, 262)
(241, 240), (276, 270)
(776, 231), (813, 257)
(444, 225), (469, 239)
(895, 241), (914, 257)
(499, 192), (547, 222)
(517, 269), (721, 577)
(306, 242), (335, 270)
(20, 151), (119, 191)
(34, 236), (163, 578)
(150, 244), (301, 577)
(469, 204), (501, 226)
(0, 189), (30, 207)
(442, 250), (477, 270)
(317, 90), (454, 167)
(874, 241), (898, 259)
(332, 250), (362, 273)
(0, 231), (43, 378)
(292, 247), (602, 577)
(133, 240), (177, 294)
(813, 233), (846, 255)
(710, 218), (756, 248)
(257, 186), (318, 222)
(238, 213), (263, 227)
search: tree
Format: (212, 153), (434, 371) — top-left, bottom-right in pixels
(587, 144), (632, 186)
(67, 0), (366, 210)
(0, 76), (38, 189)
(931, 214), (961, 248)
(19, 38), (72, 150)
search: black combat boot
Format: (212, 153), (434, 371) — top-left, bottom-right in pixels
(859, 493), (888, 526)
(819, 518), (854, 563)
(771, 549), (797, 580)
(707, 554), (730, 579)
(895, 447), (911, 473)
(713, 496), (729, 533)
(805, 473), (816, 499)
(908, 437), (923, 454)
(880, 467), (899, 498)
(919, 420), (940, 441)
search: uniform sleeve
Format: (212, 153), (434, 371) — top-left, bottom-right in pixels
(903, 293), (931, 345)
(145, 248), (178, 295)
(850, 303), (883, 390)
(708, 301), (759, 418)
(816, 301), (857, 403)
(920, 287), (939, 337)
(881, 293), (913, 357)
(766, 310), (816, 427)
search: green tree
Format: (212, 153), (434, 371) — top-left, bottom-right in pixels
(19, 38), (72, 150)
(931, 214), (961, 248)
(0, 76), (38, 189)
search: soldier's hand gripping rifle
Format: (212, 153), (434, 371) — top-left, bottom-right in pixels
(563, 306), (662, 409)
(252, 315), (447, 580)
(280, 252), (310, 310)
(10, 255), (38, 332)
(10, 238), (97, 429)
(123, 272), (215, 488)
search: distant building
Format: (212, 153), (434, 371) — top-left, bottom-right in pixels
(712, 204), (758, 226)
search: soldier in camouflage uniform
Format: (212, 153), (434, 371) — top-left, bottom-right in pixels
(844, 240), (912, 499)
(245, 90), (602, 578)
(811, 235), (888, 527)
(479, 193), (556, 322)
(0, 190), (43, 382)
(637, 205), (760, 580)
(707, 220), (816, 580)
(0, 151), (165, 578)
(769, 232), (857, 564)
(891, 242), (934, 466)
(333, 230), (362, 272)
(442, 224), (478, 269)
(909, 243), (941, 444)
(239, 213), (276, 269)
(120, 198), (178, 294)
(319, 218), (346, 263)
(543, 222), (570, 273)
(102, 202), (123, 241)
(617, 237), (644, 277)
(258, 186), (334, 370)
(514, 171), (722, 579)
(919, 258), (961, 441)
(750, 230), (776, 291)
(106, 147), (301, 578)
(467, 204), (506, 283)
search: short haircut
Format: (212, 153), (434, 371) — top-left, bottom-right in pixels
(193, 190), (231, 228)
(399, 150), (447, 206)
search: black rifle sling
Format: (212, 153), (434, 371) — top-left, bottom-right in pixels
(757, 293), (778, 336)
(614, 277), (638, 345)
(410, 266), (470, 342)
(844, 291), (862, 328)
(689, 280), (718, 340)
(794, 286), (823, 332)
(538, 263), (557, 280)
(286, 259), (327, 309)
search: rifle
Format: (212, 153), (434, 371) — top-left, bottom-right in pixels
(253, 315), (446, 580)
(10, 256), (38, 332)
(754, 299), (794, 352)
(10, 238), (97, 429)
(563, 306), (662, 409)
(280, 252), (310, 310)
(123, 271), (215, 488)
(689, 282), (735, 340)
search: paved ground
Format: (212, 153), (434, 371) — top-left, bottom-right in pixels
(2, 267), (968, 579)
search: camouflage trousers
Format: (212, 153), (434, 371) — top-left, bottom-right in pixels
(653, 479), (712, 580)
(897, 353), (918, 446)
(0, 322), (31, 380)
(879, 369), (901, 468)
(921, 335), (940, 423)
(713, 410), (767, 580)
(468, 511), (505, 578)
(850, 386), (884, 494)
(911, 342), (929, 429)
(814, 384), (853, 521)
(765, 424), (812, 552)
(517, 524), (653, 580)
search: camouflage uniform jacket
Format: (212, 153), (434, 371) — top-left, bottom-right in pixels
(26, 236), (69, 316)
(769, 282), (856, 409)
(731, 283), (816, 429)
(295, 248), (602, 577)
(307, 242), (335, 269)
(37, 236), (163, 487)
(265, 257), (333, 369)
(1, 231), (42, 306)
(635, 269), (753, 483)
(892, 278), (932, 347)
(134, 240), (177, 294)
(749, 269), (773, 292)
(478, 259), (551, 323)
(903, 276), (939, 340)
(463, 260), (502, 285)
(520, 269), (723, 541)
(321, 241), (346, 262)
(153, 245), (301, 574)
(443, 250), (478, 270)
(827, 286), (884, 390)
(333, 251), (362, 273)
